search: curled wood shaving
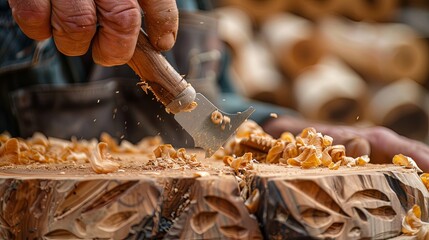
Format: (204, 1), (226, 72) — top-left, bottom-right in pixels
(182, 101), (198, 112)
(279, 131), (295, 143)
(223, 152), (254, 173)
(393, 154), (423, 173)
(211, 110), (223, 125)
(402, 205), (429, 238)
(265, 140), (285, 163)
(0, 138), (20, 165)
(89, 142), (119, 174)
(146, 145), (202, 170)
(0, 132), (11, 144)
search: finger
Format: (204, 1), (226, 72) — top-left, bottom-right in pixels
(51, 0), (97, 56)
(366, 127), (429, 171)
(92, 0), (141, 66)
(139, 0), (178, 51)
(8, 0), (52, 40)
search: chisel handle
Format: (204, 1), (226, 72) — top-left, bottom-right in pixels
(128, 29), (196, 114)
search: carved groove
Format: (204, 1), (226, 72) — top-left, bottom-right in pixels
(353, 207), (368, 222)
(190, 211), (218, 234)
(204, 196), (241, 220)
(98, 211), (137, 232)
(348, 189), (390, 202)
(289, 180), (346, 215)
(82, 181), (138, 213)
(365, 206), (396, 220)
(74, 218), (86, 235)
(301, 208), (331, 227)
(44, 229), (80, 239)
(55, 181), (107, 219)
(219, 225), (249, 239)
(323, 222), (344, 236)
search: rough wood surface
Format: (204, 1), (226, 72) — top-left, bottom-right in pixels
(0, 155), (427, 239)
(0, 154), (262, 240)
(250, 164), (429, 240)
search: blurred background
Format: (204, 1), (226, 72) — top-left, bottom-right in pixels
(206, 0), (429, 142)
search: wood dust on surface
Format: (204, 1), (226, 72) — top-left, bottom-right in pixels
(0, 150), (232, 179)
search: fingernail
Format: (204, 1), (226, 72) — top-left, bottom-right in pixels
(157, 32), (175, 51)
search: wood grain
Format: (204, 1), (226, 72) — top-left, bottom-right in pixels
(0, 157), (427, 239)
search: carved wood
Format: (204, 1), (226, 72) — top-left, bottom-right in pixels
(0, 156), (262, 240)
(0, 157), (427, 239)
(249, 164), (429, 240)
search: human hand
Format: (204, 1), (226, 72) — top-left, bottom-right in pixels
(8, 0), (178, 66)
(263, 116), (429, 172)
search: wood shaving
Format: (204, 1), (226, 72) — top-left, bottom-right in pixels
(145, 145), (203, 171)
(393, 154), (423, 173)
(402, 205), (429, 238)
(211, 110), (223, 125)
(184, 101), (198, 112)
(222, 120), (371, 170)
(89, 142), (119, 174)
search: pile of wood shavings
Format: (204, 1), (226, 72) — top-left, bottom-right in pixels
(217, 120), (370, 170)
(0, 132), (202, 174)
(142, 144), (204, 171)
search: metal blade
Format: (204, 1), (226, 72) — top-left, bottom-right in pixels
(174, 93), (254, 158)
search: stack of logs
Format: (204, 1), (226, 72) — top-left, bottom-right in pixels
(215, 0), (429, 142)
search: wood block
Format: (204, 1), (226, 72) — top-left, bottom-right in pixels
(248, 164), (429, 239)
(0, 156), (262, 239)
(0, 154), (427, 239)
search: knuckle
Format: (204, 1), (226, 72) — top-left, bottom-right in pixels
(106, 7), (141, 33)
(55, 11), (97, 36)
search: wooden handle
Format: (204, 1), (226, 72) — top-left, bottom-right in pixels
(127, 29), (196, 114)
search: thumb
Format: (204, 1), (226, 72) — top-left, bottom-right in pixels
(138, 0), (178, 51)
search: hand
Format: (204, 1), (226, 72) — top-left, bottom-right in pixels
(8, 0), (178, 66)
(263, 115), (429, 172)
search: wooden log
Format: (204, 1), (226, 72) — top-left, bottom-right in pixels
(215, 7), (254, 56)
(293, 0), (343, 20)
(320, 17), (429, 84)
(229, 38), (286, 103)
(261, 13), (326, 79)
(293, 57), (367, 124)
(342, 0), (399, 22)
(367, 78), (429, 141)
(216, 8), (293, 107)
(249, 164), (429, 239)
(220, 0), (291, 24)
